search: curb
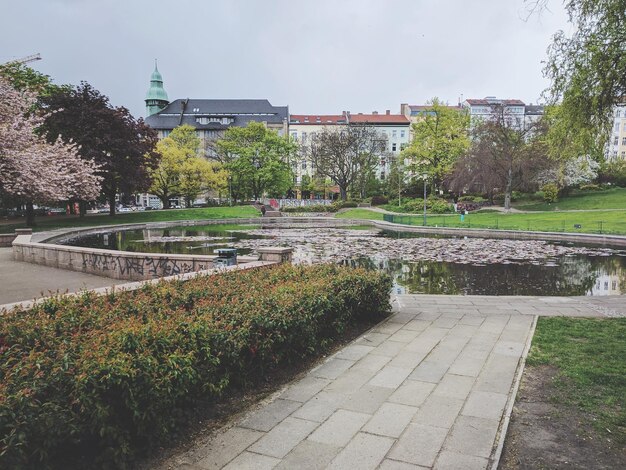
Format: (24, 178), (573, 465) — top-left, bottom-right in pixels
(490, 314), (539, 470)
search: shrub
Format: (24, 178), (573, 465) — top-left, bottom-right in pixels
(281, 204), (336, 213)
(542, 183), (559, 203)
(0, 264), (391, 468)
(457, 195), (486, 203)
(370, 195), (388, 206)
(332, 200), (358, 210)
(579, 184), (601, 191)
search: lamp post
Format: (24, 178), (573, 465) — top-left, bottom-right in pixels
(227, 175), (232, 206)
(423, 172), (428, 226)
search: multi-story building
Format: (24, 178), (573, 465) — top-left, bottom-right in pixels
(400, 103), (464, 140)
(607, 104), (626, 160)
(141, 64), (289, 207)
(348, 111), (411, 179)
(288, 114), (347, 185)
(289, 111), (410, 182)
(144, 63), (288, 154)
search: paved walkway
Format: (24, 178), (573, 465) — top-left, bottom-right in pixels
(158, 294), (624, 470)
(0, 247), (124, 306)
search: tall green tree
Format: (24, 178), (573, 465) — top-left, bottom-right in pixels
(40, 82), (159, 215)
(401, 98), (470, 188)
(537, 0), (626, 150)
(215, 122), (296, 201)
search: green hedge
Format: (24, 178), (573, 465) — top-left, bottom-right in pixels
(0, 264), (391, 469)
(281, 201), (358, 213)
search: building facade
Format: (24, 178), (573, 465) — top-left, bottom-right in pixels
(607, 104), (626, 160)
(289, 111), (410, 182)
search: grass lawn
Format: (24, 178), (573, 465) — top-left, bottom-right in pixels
(515, 187), (626, 211)
(335, 208), (385, 221)
(527, 317), (626, 443)
(0, 206), (260, 233)
(339, 207), (626, 234)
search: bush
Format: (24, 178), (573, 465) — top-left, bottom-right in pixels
(579, 184), (601, 191)
(457, 195), (486, 203)
(370, 195), (389, 206)
(0, 264), (391, 468)
(281, 204), (336, 213)
(542, 183), (559, 203)
(332, 200), (358, 210)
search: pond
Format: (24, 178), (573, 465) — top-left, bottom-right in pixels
(59, 223), (626, 297)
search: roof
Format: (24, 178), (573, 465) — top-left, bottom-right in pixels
(289, 114), (347, 124)
(348, 113), (410, 124)
(155, 99), (288, 116)
(464, 98), (525, 106)
(145, 99), (288, 130)
(408, 105), (462, 111)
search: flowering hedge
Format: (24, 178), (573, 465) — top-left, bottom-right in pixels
(0, 264), (391, 468)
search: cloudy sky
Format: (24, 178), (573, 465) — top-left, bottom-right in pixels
(2, 0), (570, 118)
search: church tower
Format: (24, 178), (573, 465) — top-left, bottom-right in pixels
(145, 60), (169, 116)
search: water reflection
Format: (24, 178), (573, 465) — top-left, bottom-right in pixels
(60, 224), (626, 297)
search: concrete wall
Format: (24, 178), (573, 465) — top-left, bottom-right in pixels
(0, 233), (16, 247)
(12, 233), (262, 281)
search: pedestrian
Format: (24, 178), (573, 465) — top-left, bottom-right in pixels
(261, 205), (266, 216)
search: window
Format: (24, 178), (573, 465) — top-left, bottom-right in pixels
(400, 130), (405, 138)
(380, 172), (386, 180)
(291, 132), (297, 140)
(392, 130), (397, 138)
(161, 130), (171, 138)
(622, 137), (626, 146)
(302, 132), (307, 142)
(392, 143), (397, 152)
(617, 110), (622, 118)
(615, 137), (619, 145)
(301, 162), (307, 170)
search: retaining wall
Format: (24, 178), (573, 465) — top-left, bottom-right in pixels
(11, 230), (285, 281)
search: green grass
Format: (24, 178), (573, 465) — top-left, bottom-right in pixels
(515, 187), (626, 211)
(0, 206), (260, 233)
(527, 317), (626, 442)
(339, 207), (626, 235)
(335, 208), (385, 221)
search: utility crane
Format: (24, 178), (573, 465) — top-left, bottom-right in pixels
(1, 53), (42, 66)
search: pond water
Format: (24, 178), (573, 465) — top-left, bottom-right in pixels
(59, 223), (626, 297)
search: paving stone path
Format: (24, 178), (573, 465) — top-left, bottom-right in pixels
(160, 294), (624, 470)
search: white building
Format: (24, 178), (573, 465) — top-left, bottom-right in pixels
(607, 104), (626, 160)
(461, 97), (544, 131)
(289, 111), (410, 182)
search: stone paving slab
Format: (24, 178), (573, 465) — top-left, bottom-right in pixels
(161, 293), (624, 470)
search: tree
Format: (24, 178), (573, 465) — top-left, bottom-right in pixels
(537, 155), (599, 193)
(41, 82), (159, 215)
(0, 62), (69, 97)
(179, 158), (227, 207)
(447, 104), (550, 209)
(532, 0), (626, 149)
(0, 77), (100, 225)
(215, 122), (296, 201)
(402, 98), (470, 188)
(308, 124), (386, 200)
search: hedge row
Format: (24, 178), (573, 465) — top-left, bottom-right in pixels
(281, 201), (359, 213)
(0, 264), (392, 469)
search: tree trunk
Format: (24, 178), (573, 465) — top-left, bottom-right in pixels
(339, 185), (348, 201)
(108, 191), (117, 216)
(79, 200), (86, 217)
(504, 167), (513, 211)
(25, 201), (36, 227)
(161, 195), (170, 209)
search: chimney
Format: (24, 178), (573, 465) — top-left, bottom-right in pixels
(386, 110), (390, 115)
(372, 111), (378, 115)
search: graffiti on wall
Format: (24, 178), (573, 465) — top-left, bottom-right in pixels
(80, 252), (206, 279)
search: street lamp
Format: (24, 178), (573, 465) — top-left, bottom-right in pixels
(422, 172), (428, 226)
(227, 175), (232, 207)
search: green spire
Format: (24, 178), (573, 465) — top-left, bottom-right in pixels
(145, 60), (169, 116)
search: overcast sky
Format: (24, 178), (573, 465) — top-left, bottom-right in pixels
(1, 0), (570, 118)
